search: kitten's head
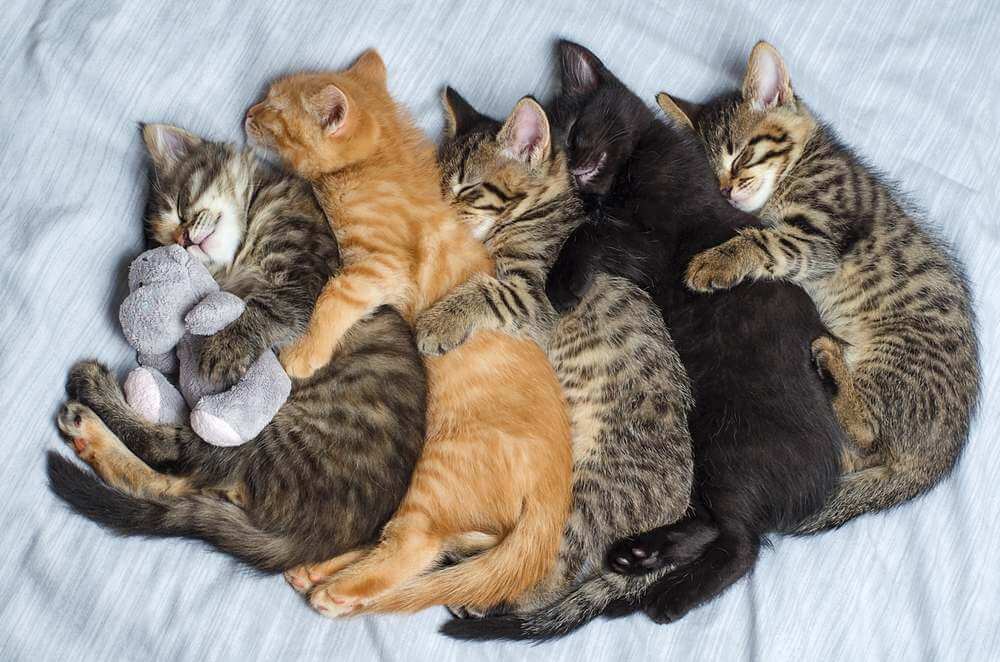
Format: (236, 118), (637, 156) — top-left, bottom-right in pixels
(438, 88), (571, 241)
(245, 50), (390, 180)
(142, 124), (254, 269)
(549, 40), (651, 196)
(663, 41), (815, 213)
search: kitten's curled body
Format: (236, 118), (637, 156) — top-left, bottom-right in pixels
(678, 42), (979, 531)
(547, 42), (844, 625)
(416, 92), (694, 641)
(49, 128), (427, 572)
(246, 51), (571, 616)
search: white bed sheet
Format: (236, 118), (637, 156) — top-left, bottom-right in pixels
(1, 1), (997, 660)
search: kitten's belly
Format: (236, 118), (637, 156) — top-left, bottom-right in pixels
(808, 262), (879, 366)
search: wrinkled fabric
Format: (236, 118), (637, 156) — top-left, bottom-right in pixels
(0, 1), (997, 660)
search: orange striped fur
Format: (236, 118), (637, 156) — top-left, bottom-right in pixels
(245, 50), (572, 616)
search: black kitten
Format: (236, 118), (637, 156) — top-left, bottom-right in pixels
(546, 41), (845, 624)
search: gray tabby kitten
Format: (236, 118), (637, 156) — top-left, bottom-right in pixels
(48, 124), (427, 572)
(663, 42), (979, 531)
(423, 91), (694, 641)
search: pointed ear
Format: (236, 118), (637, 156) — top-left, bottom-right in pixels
(349, 49), (387, 85)
(308, 84), (349, 135)
(742, 41), (794, 110)
(498, 97), (551, 168)
(141, 123), (202, 171)
(441, 87), (487, 137)
(558, 40), (603, 96)
(656, 92), (701, 131)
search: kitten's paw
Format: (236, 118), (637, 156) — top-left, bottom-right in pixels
(608, 536), (669, 575)
(810, 336), (843, 380)
(66, 360), (117, 406)
(279, 341), (326, 380)
(56, 402), (107, 462)
(415, 309), (470, 356)
(641, 587), (690, 624)
(199, 330), (258, 384)
(307, 584), (365, 618)
(284, 561), (340, 595)
(685, 243), (749, 293)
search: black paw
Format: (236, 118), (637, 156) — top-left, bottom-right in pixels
(641, 589), (689, 624)
(66, 360), (117, 407)
(198, 330), (259, 384)
(608, 535), (668, 575)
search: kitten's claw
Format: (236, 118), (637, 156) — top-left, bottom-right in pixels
(685, 244), (749, 293)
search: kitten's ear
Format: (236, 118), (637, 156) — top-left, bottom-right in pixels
(655, 92), (701, 131)
(441, 87), (486, 137)
(498, 96), (551, 168)
(141, 123), (202, 171)
(558, 40), (604, 96)
(349, 49), (387, 86)
(742, 41), (794, 110)
(308, 84), (349, 135)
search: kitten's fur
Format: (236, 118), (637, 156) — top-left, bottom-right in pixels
(546, 42), (845, 624)
(245, 51), (572, 616)
(664, 41), (979, 531)
(420, 91), (694, 641)
(48, 125), (426, 572)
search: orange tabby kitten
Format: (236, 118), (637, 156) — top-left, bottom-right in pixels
(244, 50), (572, 616)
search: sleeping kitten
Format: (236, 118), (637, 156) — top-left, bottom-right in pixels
(48, 125), (427, 572)
(665, 41), (979, 531)
(546, 41), (845, 624)
(419, 90), (694, 641)
(245, 50), (572, 616)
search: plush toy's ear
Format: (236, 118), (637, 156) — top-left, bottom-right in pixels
(441, 87), (488, 137)
(498, 96), (551, 168)
(349, 48), (387, 86)
(142, 124), (203, 172)
(558, 40), (605, 96)
(742, 41), (794, 110)
(307, 84), (350, 135)
(655, 92), (702, 131)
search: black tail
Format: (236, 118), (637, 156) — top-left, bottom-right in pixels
(47, 452), (298, 573)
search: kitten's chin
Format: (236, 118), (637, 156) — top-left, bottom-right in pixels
(729, 177), (774, 213)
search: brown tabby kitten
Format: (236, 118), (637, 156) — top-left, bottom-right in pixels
(429, 90), (694, 641)
(48, 125), (427, 571)
(665, 41), (979, 531)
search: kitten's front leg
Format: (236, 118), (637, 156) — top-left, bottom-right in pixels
(281, 267), (395, 379)
(685, 232), (773, 293)
(415, 291), (479, 356)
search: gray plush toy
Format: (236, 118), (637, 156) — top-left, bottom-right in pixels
(119, 244), (290, 446)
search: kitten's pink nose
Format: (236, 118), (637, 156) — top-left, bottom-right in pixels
(720, 186), (732, 198)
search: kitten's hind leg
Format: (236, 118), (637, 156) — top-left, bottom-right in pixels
(608, 516), (719, 575)
(811, 336), (877, 456)
(307, 515), (444, 617)
(56, 401), (198, 499)
(67, 360), (234, 477)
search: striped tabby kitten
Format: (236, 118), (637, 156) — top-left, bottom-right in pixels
(429, 91), (694, 641)
(667, 41), (979, 531)
(48, 125), (427, 571)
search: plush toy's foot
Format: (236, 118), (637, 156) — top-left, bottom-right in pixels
(124, 367), (187, 425)
(190, 351), (290, 447)
(190, 408), (243, 447)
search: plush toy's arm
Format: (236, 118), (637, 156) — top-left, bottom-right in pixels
(185, 291), (247, 336)
(137, 350), (178, 375)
